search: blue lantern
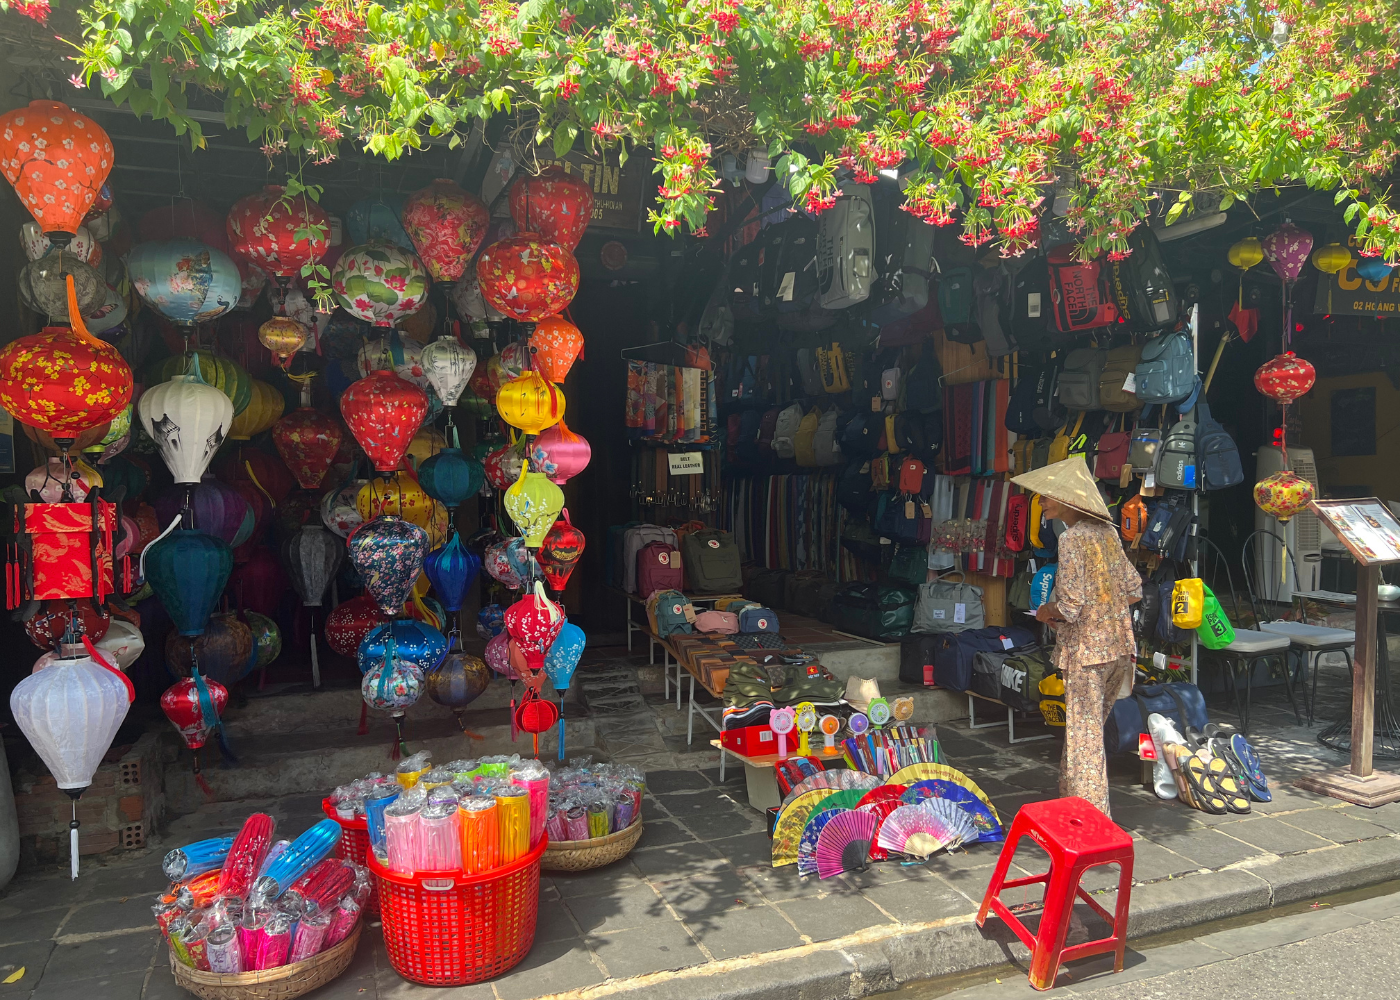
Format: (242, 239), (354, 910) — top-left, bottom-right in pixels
(345, 195), (413, 250)
(424, 533), (481, 612)
(356, 619), (448, 676)
(477, 603), (505, 639)
(417, 448), (485, 510)
(143, 529), (233, 636)
(1356, 257), (1395, 283)
(127, 239), (241, 327)
(545, 620), (586, 691)
(348, 515), (428, 616)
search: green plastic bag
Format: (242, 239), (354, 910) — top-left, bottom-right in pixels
(1197, 583), (1236, 649)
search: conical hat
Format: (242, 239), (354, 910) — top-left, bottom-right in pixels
(1011, 455), (1112, 522)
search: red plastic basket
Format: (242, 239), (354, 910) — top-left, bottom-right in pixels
(321, 797), (379, 914)
(368, 835), (547, 986)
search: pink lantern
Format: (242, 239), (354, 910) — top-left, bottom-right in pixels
(1261, 223), (1314, 283)
(528, 420), (591, 484)
(484, 630), (516, 678)
(401, 179), (490, 283)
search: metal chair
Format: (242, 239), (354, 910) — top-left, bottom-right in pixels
(1241, 529), (1354, 725)
(1197, 536), (1297, 733)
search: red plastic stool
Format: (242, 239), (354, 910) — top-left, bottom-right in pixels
(976, 796), (1133, 991)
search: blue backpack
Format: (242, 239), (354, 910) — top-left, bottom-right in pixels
(649, 590), (695, 637)
(739, 607), (780, 634)
(1134, 331), (1196, 404)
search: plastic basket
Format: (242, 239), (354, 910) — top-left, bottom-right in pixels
(320, 798), (379, 914)
(368, 835), (546, 986)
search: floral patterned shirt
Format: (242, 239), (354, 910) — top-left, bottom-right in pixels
(1051, 519), (1142, 670)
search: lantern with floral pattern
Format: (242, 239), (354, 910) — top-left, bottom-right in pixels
(529, 315), (584, 382)
(1254, 352), (1316, 405)
(0, 101), (114, 242)
(1254, 469), (1315, 524)
(476, 234), (579, 322)
(331, 241), (429, 328)
(508, 166), (595, 252)
(401, 178), (490, 283)
(340, 371), (428, 475)
(225, 185), (329, 283)
(272, 395), (343, 490)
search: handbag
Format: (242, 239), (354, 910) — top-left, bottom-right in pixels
(912, 572), (985, 634)
(1093, 415), (1131, 481)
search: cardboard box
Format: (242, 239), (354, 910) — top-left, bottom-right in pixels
(719, 724), (778, 757)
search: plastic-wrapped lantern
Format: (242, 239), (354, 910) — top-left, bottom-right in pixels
(340, 371), (428, 475)
(1255, 469), (1315, 524)
(0, 320), (133, 446)
(144, 528), (234, 636)
(348, 516), (429, 615)
(283, 524), (343, 607)
(138, 372), (235, 485)
(258, 317), (308, 371)
(11, 641), (132, 878)
(475, 235), (580, 323)
(509, 167), (595, 252)
(483, 440), (526, 491)
(228, 380), (286, 441)
(418, 447), (485, 510)
(497, 372), (566, 436)
(0, 101), (114, 243)
(127, 240), (241, 328)
(529, 421), (591, 485)
(538, 513), (586, 591)
(272, 399), (342, 490)
(324, 594), (391, 657)
(420, 338), (476, 407)
(529, 316), (584, 383)
(357, 619), (447, 676)
(425, 533), (481, 614)
(504, 468), (565, 548)
(1254, 352), (1316, 405)
(401, 178), (490, 282)
(161, 671), (228, 795)
(225, 185), (329, 283)
(331, 241), (429, 328)
(427, 652), (491, 736)
(1261, 223), (1313, 284)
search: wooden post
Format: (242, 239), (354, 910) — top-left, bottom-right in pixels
(1352, 563), (1378, 778)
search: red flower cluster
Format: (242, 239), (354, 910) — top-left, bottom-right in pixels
(316, 5), (365, 49)
(487, 36), (520, 57)
(557, 78), (580, 99)
(13, 0), (49, 23)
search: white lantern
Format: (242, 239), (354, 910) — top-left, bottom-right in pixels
(357, 335), (430, 390)
(450, 273), (506, 324)
(97, 620), (145, 671)
(420, 338), (477, 407)
(21, 222), (97, 263)
(137, 373), (235, 485)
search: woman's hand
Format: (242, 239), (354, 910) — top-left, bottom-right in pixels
(1035, 602), (1064, 624)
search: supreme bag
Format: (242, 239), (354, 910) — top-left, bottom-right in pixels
(931, 626), (1037, 692)
(637, 540), (684, 599)
(1109, 225), (1179, 333)
(1195, 401), (1244, 491)
(681, 529), (743, 593)
(912, 572), (985, 634)
(1135, 331), (1196, 405)
(1104, 682), (1209, 754)
(1099, 344), (1145, 412)
(937, 267), (980, 343)
(1057, 348), (1106, 410)
(1000, 648), (1053, 713)
(1047, 244), (1118, 332)
(1005, 494), (1030, 552)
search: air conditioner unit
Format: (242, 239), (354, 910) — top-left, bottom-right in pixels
(1253, 445), (1322, 602)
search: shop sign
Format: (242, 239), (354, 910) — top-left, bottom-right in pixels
(667, 451), (703, 475)
(1312, 256), (1400, 317)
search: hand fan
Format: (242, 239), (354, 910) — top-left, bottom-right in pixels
(771, 789), (840, 867)
(918, 796), (980, 847)
(868, 697), (892, 726)
(854, 784), (907, 810)
(795, 702), (818, 756)
(796, 808), (842, 878)
(859, 796), (905, 862)
(848, 712), (870, 737)
(770, 706), (797, 759)
(781, 770), (880, 808)
(818, 714), (841, 755)
(815, 809), (877, 879)
(900, 781), (1004, 843)
(887, 764), (1000, 823)
(875, 803), (965, 860)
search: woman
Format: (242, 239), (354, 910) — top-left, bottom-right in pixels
(1012, 456), (1141, 817)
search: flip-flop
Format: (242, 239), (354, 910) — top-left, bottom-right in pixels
(1231, 734), (1272, 802)
(1180, 752), (1228, 814)
(1163, 744), (1199, 808)
(1205, 756), (1252, 814)
(1146, 714), (1180, 801)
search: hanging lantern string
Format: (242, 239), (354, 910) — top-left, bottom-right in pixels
(192, 659), (237, 766)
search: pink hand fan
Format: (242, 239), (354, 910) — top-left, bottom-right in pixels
(875, 803), (967, 861)
(814, 809), (877, 879)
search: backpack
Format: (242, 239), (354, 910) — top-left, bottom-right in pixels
(756, 406), (781, 456)
(738, 606), (780, 634)
(884, 413), (901, 455)
(888, 544), (928, 587)
(812, 409), (843, 466)
(637, 540), (684, 599)
(973, 264), (1017, 357)
(1058, 348), (1106, 410)
(999, 648), (1052, 713)
(728, 228), (777, 327)
(795, 348), (825, 396)
(841, 411), (885, 459)
(771, 402), (804, 459)
(937, 267), (980, 343)
(898, 456), (926, 494)
(1134, 331), (1196, 405)
(817, 341), (850, 393)
(647, 589), (695, 637)
(869, 189), (936, 325)
(1152, 565), (1194, 644)
(1008, 255), (1058, 352)
(837, 460), (873, 513)
(1195, 401), (1243, 491)
(770, 215), (835, 332)
(1047, 244), (1118, 332)
(694, 610), (738, 634)
(623, 524), (677, 593)
(1109, 225), (1179, 333)
(1155, 410), (1198, 490)
(1006, 361), (1059, 434)
(817, 183), (875, 309)
(794, 407), (822, 466)
(606, 521), (642, 589)
(680, 529), (743, 593)
(903, 352), (944, 413)
(1098, 344), (1145, 412)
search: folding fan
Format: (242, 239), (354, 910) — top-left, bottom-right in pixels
(860, 797), (905, 862)
(886, 763), (1001, 823)
(782, 769), (881, 808)
(815, 809), (877, 879)
(916, 796), (979, 847)
(854, 784), (907, 810)
(899, 781), (1003, 843)
(875, 803), (967, 860)
(772, 789), (840, 867)
(797, 808), (843, 878)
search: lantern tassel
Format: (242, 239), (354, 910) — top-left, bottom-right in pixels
(193, 751), (213, 798)
(309, 614), (321, 689)
(558, 692), (567, 762)
(67, 793), (81, 880)
(357, 702), (369, 736)
(453, 712), (485, 741)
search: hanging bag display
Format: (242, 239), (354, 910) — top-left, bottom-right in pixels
(1134, 330), (1196, 405)
(1098, 344), (1146, 412)
(912, 572), (985, 634)
(1155, 410), (1199, 490)
(1047, 245), (1118, 332)
(936, 267), (979, 343)
(1057, 348), (1106, 410)
(1195, 401), (1244, 491)
(1093, 414), (1132, 481)
(1108, 225), (1179, 332)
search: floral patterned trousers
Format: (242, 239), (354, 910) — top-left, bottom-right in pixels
(1059, 658), (1132, 817)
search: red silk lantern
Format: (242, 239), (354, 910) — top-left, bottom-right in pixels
(0, 323), (133, 440)
(505, 582), (564, 671)
(530, 315), (584, 382)
(160, 674), (228, 751)
(509, 166), (595, 252)
(272, 406), (343, 490)
(538, 513), (586, 591)
(467, 364), (497, 404)
(226, 185), (329, 281)
(475, 235), (580, 323)
(483, 440), (527, 491)
(340, 372), (428, 475)
(25, 599), (110, 650)
(1254, 352), (1316, 405)
(401, 178), (490, 282)
(0, 101), (114, 240)
(324, 594), (393, 656)
(515, 690), (560, 735)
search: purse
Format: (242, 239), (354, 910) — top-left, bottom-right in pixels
(1094, 415), (1131, 481)
(912, 572), (986, 634)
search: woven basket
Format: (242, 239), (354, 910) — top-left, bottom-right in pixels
(167, 924), (361, 1000)
(542, 819), (643, 872)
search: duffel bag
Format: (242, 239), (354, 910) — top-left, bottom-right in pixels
(829, 583), (917, 641)
(932, 626), (1037, 692)
(912, 572), (985, 634)
(971, 650), (1010, 700)
(899, 634), (942, 686)
(747, 568), (790, 610)
(1104, 682), (1209, 754)
(999, 648), (1053, 713)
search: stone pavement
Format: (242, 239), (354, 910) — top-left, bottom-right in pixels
(2, 653), (1400, 999)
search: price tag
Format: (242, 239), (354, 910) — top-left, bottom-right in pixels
(1027, 292), (1042, 318)
(777, 271), (796, 302)
(954, 603), (967, 624)
(904, 500), (916, 518)
(879, 536), (892, 545)
(921, 503), (933, 518)
(1000, 634), (1014, 650)
(1122, 371), (1137, 394)
(1143, 471), (1156, 490)
(871, 396), (882, 412)
(667, 452), (704, 475)
(1138, 733), (1157, 760)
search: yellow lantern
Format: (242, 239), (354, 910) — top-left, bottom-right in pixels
(496, 371), (565, 435)
(257, 317), (309, 371)
(503, 466), (565, 547)
(1227, 237), (1264, 308)
(406, 426), (446, 471)
(1312, 243), (1353, 311)
(356, 471), (450, 547)
(228, 379), (286, 441)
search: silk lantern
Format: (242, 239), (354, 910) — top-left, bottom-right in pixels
(529, 421), (591, 484)
(26, 456), (98, 502)
(284, 524), (343, 607)
(25, 600), (110, 650)
(152, 479), (249, 546)
(340, 371), (428, 475)
(21, 221), (99, 263)
(504, 537), (540, 586)
(237, 260), (268, 309)
(505, 582), (564, 673)
(321, 473), (369, 538)
(357, 619), (447, 676)
(164, 612), (254, 685)
(349, 515), (428, 615)
(226, 185), (329, 283)
(427, 652), (491, 736)
(1254, 469), (1315, 524)
(425, 533), (481, 613)
(0, 319), (132, 444)
(484, 629), (514, 678)
(127, 239), (240, 327)
(11, 641), (131, 878)
(475, 235), (580, 322)
(84, 403), (131, 459)
(478, 603), (505, 640)
(545, 620), (585, 691)
(402, 178), (490, 282)
(96, 619), (145, 672)
(497, 372), (566, 435)
(0, 101), (114, 242)
(1254, 352), (1316, 405)
(18, 249), (104, 321)
(228, 380), (285, 440)
(244, 611), (282, 673)
(357, 333), (428, 387)
(331, 241), (429, 327)
(1227, 237), (1264, 272)
(1262, 223), (1314, 283)
(144, 528), (234, 636)
(420, 338), (476, 407)
(355, 471), (449, 546)
(1313, 243), (1353, 312)
(530, 316), (584, 382)
(258, 317), (308, 370)
(509, 166), (595, 252)
(538, 513), (586, 591)
(150, 351), (253, 417)
(325, 594), (392, 656)
(137, 371), (235, 485)
(504, 468), (565, 548)
(484, 540), (524, 589)
(1357, 257), (1395, 283)
(273, 401), (342, 490)
(418, 447), (484, 509)
(160, 670), (228, 794)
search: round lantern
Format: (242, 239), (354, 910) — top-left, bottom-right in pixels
(258, 317), (308, 370)
(357, 619), (447, 676)
(484, 540), (525, 589)
(325, 594), (392, 657)
(545, 620), (586, 691)
(1254, 470), (1315, 524)
(1254, 352), (1316, 405)
(484, 631), (514, 678)
(418, 447), (485, 509)
(504, 468), (565, 548)
(150, 350), (253, 417)
(478, 603), (505, 640)
(321, 473), (370, 538)
(451, 272), (507, 325)
(164, 612), (254, 685)
(530, 316), (584, 383)
(226, 185), (330, 282)
(340, 371), (428, 475)
(153, 479), (250, 546)
(0, 101), (114, 241)
(355, 471), (449, 546)
(425, 533), (481, 613)
(538, 513), (586, 591)
(161, 672), (228, 752)
(228, 380), (286, 441)
(357, 334), (428, 387)
(25, 600), (109, 650)
(497, 372), (566, 435)
(83, 283), (128, 336)
(346, 194), (412, 250)
(529, 420), (591, 484)
(144, 528), (234, 636)
(483, 440), (527, 491)
(426, 652), (491, 732)
(137, 372), (235, 484)
(283, 524), (343, 607)
(0, 322), (132, 443)
(331, 241), (429, 327)
(1312, 243), (1352, 276)
(420, 338), (477, 407)
(21, 221), (99, 263)
(1227, 238), (1264, 272)
(272, 404), (342, 490)
(349, 515), (429, 615)
(18, 249), (104, 321)
(475, 234), (580, 322)
(361, 656), (422, 714)
(127, 239), (241, 327)
(505, 583), (565, 668)
(244, 611), (282, 671)
(401, 178), (490, 282)
(509, 166), (595, 252)
(1261, 223), (1314, 283)
(1357, 257), (1395, 283)
(95, 619), (145, 672)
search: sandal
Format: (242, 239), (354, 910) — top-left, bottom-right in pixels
(1163, 744), (1200, 808)
(1178, 749), (1228, 814)
(1231, 733), (1273, 802)
(1205, 756), (1252, 814)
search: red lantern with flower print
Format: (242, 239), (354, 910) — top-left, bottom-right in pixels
(226, 185), (329, 283)
(0, 101), (114, 242)
(508, 166), (595, 251)
(272, 404), (343, 490)
(401, 178), (490, 283)
(537, 512), (585, 592)
(340, 371), (428, 475)
(1254, 353), (1316, 405)
(505, 582), (564, 673)
(476, 234), (580, 323)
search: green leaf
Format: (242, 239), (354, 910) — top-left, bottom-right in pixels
(1218, 193), (1234, 212)
(553, 120), (578, 158)
(1165, 201), (1186, 226)
(1344, 202), (1361, 224)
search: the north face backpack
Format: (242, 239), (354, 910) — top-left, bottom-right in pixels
(1099, 344), (1146, 412)
(636, 540), (684, 599)
(770, 403), (804, 459)
(812, 409), (843, 466)
(1109, 225), (1179, 333)
(1047, 244), (1118, 332)
(794, 407), (822, 467)
(1006, 361), (1059, 434)
(1135, 331), (1196, 405)
(1155, 410), (1198, 490)
(817, 183), (875, 309)
(1195, 401), (1244, 491)
(937, 267), (980, 343)
(1057, 348), (1106, 410)
(680, 529), (744, 593)
(1008, 254), (1058, 352)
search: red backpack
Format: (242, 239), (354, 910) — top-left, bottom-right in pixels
(637, 541), (684, 599)
(1047, 244), (1118, 332)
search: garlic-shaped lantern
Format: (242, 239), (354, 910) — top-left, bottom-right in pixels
(137, 369), (235, 485)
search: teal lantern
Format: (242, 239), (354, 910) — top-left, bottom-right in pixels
(417, 447), (485, 511)
(1356, 257), (1395, 283)
(142, 529), (233, 636)
(127, 239), (241, 327)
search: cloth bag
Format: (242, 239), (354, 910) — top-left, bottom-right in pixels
(1197, 584), (1236, 649)
(912, 572), (985, 634)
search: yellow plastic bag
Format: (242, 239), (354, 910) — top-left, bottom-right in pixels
(1171, 578), (1205, 630)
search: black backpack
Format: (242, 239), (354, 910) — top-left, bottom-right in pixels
(728, 228), (777, 328)
(837, 461), (874, 514)
(770, 216), (837, 332)
(1109, 225), (1179, 333)
(903, 352), (944, 413)
(937, 267), (981, 343)
(1008, 255), (1059, 352)
(868, 188), (936, 325)
(840, 411), (885, 459)
(1152, 564), (1193, 644)
(1006, 361), (1060, 435)
(973, 264), (1017, 357)
(1195, 401), (1244, 491)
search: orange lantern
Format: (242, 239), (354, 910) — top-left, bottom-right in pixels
(0, 101), (114, 242)
(530, 316), (584, 382)
(258, 317), (308, 371)
(496, 372), (565, 435)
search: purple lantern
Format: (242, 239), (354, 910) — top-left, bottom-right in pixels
(153, 478), (251, 546)
(1262, 223), (1314, 283)
(347, 515), (428, 616)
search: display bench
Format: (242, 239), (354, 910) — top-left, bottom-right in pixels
(708, 740), (793, 811)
